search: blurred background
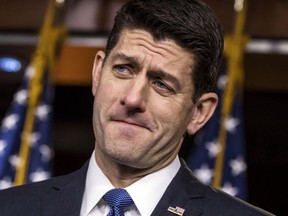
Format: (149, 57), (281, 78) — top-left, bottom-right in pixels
(0, 0), (287, 215)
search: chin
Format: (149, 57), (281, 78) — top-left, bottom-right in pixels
(108, 150), (147, 168)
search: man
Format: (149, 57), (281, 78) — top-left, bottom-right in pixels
(0, 0), (274, 215)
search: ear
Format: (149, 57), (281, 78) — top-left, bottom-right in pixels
(92, 50), (105, 96)
(187, 93), (218, 135)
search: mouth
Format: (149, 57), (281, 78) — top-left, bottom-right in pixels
(108, 109), (156, 132)
(113, 119), (150, 130)
(110, 116), (157, 132)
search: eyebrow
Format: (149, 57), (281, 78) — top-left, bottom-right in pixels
(110, 52), (141, 67)
(110, 52), (181, 91)
(148, 70), (181, 91)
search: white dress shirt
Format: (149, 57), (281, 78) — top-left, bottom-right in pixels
(80, 151), (181, 216)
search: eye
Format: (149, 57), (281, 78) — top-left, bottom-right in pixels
(114, 64), (128, 73)
(152, 79), (175, 94)
(155, 80), (168, 89)
(113, 64), (133, 78)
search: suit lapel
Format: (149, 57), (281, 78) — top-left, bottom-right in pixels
(42, 162), (89, 216)
(151, 160), (205, 216)
(39, 159), (205, 216)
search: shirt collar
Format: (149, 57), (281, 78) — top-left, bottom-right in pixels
(83, 151), (180, 216)
(83, 151), (114, 215)
(125, 156), (180, 216)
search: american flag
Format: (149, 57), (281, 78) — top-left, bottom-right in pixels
(186, 0), (248, 200)
(0, 65), (53, 189)
(186, 60), (247, 200)
(0, 0), (66, 189)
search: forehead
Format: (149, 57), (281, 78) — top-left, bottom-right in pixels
(109, 29), (194, 76)
(114, 29), (192, 59)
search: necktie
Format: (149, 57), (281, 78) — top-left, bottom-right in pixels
(103, 188), (134, 216)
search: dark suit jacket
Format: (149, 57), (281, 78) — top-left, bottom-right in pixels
(0, 160), (274, 216)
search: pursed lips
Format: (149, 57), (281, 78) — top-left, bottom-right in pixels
(111, 118), (155, 132)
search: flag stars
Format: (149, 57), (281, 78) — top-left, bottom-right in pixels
(29, 169), (50, 182)
(0, 64), (53, 188)
(194, 164), (214, 185)
(224, 116), (240, 133)
(221, 182), (239, 197)
(2, 114), (19, 131)
(24, 65), (35, 80)
(27, 132), (41, 147)
(39, 145), (53, 162)
(9, 155), (22, 169)
(0, 139), (7, 155)
(14, 89), (28, 105)
(0, 177), (13, 190)
(217, 74), (228, 90)
(229, 156), (247, 176)
(205, 140), (221, 158)
(35, 104), (51, 121)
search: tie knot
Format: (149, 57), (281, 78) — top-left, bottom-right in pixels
(103, 188), (134, 216)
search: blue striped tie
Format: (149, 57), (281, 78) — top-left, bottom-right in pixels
(103, 188), (134, 216)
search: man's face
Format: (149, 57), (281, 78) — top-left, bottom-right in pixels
(92, 29), (216, 170)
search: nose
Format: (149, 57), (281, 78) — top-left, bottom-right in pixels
(119, 76), (148, 113)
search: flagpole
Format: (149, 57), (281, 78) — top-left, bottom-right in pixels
(212, 0), (248, 188)
(14, 0), (66, 186)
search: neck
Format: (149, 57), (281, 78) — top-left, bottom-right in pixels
(94, 146), (178, 188)
(95, 152), (143, 188)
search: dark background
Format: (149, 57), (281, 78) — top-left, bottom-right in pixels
(1, 0), (288, 215)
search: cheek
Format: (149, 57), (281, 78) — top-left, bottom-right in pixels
(150, 101), (180, 134)
(152, 99), (186, 122)
(96, 78), (120, 104)
(151, 99), (193, 134)
(94, 78), (125, 128)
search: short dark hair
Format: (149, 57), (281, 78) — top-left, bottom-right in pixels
(105, 0), (224, 102)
